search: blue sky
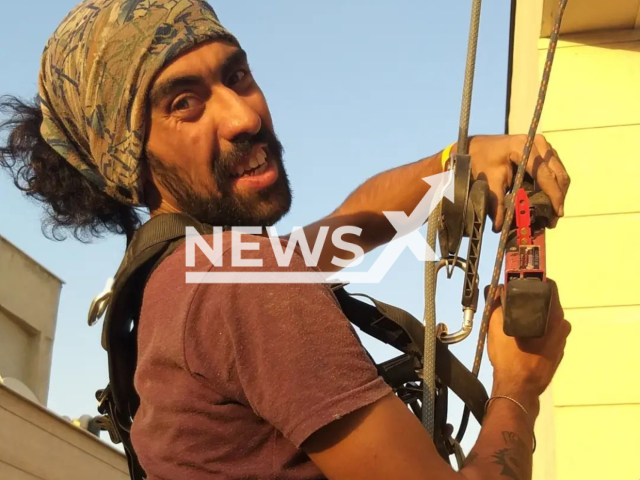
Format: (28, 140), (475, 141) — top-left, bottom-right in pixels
(0, 0), (513, 454)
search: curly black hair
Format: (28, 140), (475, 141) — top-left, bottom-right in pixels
(0, 95), (143, 242)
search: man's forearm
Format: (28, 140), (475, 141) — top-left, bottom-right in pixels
(330, 149), (446, 250)
(459, 394), (539, 480)
(296, 145), (457, 272)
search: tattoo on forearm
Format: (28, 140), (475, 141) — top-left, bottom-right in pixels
(492, 431), (529, 480)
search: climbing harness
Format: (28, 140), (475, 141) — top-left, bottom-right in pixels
(88, 213), (489, 479)
(424, 0), (569, 455)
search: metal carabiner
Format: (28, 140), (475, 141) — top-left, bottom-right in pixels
(87, 277), (114, 327)
(433, 257), (475, 344)
(449, 434), (467, 471)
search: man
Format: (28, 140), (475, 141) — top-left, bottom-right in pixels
(0, 1), (571, 479)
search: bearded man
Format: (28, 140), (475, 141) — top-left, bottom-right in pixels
(0, 1), (571, 479)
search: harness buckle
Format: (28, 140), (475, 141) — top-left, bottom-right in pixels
(448, 434), (467, 470)
(88, 277), (114, 326)
(94, 387), (123, 444)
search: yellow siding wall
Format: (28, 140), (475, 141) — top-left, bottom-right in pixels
(537, 29), (640, 480)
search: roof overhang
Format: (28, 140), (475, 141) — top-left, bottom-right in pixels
(504, 0), (640, 133)
(540, 0), (640, 37)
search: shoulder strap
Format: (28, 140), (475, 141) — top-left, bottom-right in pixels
(98, 213), (212, 480)
(101, 212), (212, 350)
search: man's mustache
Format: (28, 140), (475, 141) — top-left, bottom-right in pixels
(214, 127), (283, 181)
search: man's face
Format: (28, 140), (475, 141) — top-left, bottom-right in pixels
(144, 40), (292, 227)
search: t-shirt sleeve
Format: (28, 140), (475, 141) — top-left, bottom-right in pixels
(184, 235), (392, 448)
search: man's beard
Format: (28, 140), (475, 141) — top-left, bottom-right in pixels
(146, 127), (292, 228)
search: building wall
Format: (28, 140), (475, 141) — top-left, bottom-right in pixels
(0, 384), (129, 480)
(0, 236), (63, 406)
(0, 237), (129, 478)
(510, 7), (640, 480)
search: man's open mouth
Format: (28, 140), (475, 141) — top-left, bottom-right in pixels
(228, 144), (278, 191)
(230, 145), (269, 178)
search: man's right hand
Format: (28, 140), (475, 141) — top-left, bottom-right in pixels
(303, 279), (572, 480)
(487, 278), (572, 414)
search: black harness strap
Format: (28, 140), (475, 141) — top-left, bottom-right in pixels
(99, 214), (213, 480)
(96, 213), (488, 479)
(333, 289), (488, 424)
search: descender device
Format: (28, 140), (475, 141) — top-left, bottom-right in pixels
(502, 182), (554, 338)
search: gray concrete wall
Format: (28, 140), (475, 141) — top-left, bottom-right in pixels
(0, 237), (130, 479)
(0, 384), (128, 480)
(0, 235), (63, 405)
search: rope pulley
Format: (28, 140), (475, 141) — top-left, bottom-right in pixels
(421, 0), (570, 462)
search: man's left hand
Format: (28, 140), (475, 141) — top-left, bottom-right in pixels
(468, 134), (570, 231)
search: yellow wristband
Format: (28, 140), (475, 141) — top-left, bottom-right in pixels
(441, 143), (455, 171)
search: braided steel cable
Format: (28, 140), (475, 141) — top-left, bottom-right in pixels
(423, 0), (483, 435)
(457, 0), (483, 156)
(422, 201), (441, 435)
(455, 0), (569, 443)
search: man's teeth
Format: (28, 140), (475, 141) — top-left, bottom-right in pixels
(251, 161), (268, 175)
(234, 148), (268, 176)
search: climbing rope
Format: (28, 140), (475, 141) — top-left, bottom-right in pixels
(455, 0), (570, 443)
(423, 0), (483, 435)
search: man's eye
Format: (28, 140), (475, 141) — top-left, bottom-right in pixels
(171, 96), (201, 112)
(228, 69), (250, 87)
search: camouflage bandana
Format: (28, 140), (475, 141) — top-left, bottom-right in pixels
(37, 0), (239, 205)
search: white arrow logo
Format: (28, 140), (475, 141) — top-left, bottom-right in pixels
(185, 169), (455, 284)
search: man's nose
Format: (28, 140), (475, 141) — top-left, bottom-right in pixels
(215, 89), (262, 142)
